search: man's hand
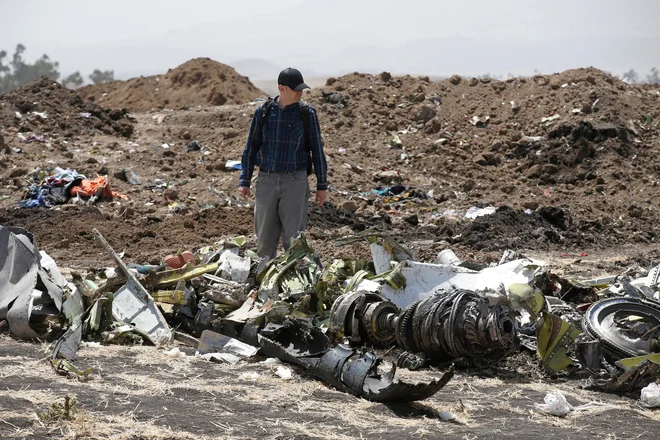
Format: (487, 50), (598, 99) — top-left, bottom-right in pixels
(238, 186), (251, 200)
(315, 190), (327, 206)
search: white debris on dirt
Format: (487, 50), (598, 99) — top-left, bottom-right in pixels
(238, 372), (261, 381)
(164, 347), (186, 358)
(640, 382), (660, 408)
(275, 366), (293, 380)
(535, 390), (621, 417)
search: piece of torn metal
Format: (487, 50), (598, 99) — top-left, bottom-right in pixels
(147, 262), (220, 288)
(508, 282), (545, 324)
(197, 329), (259, 359)
(615, 353), (660, 372)
(259, 233), (323, 303)
(202, 273), (250, 306)
(151, 289), (187, 305)
(537, 312), (581, 372)
(356, 257), (545, 310)
(316, 259), (370, 312)
(592, 358), (660, 393)
(336, 232), (415, 275)
(225, 290), (273, 323)
(102, 323), (144, 345)
(625, 263), (660, 301)
(92, 228), (172, 345)
(197, 352), (242, 364)
(575, 338), (608, 373)
(249, 319), (453, 402)
(174, 330), (199, 347)
(0, 226), (65, 339)
(50, 319), (84, 360)
(62, 288), (84, 325)
(50, 288), (86, 361)
(50, 358), (94, 379)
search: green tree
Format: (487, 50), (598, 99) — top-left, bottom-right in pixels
(0, 50), (10, 91)
(622, 68), (639, 84)
(0, 44), (60, 92)
(647, 67), (660, 85)
(88, 69), (114, 84)
(62, 71), (84, 89)
(0, 50), (9, 74)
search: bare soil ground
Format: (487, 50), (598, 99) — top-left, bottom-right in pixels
(1, 332), (659, 440)
(1, 62), (660, 438)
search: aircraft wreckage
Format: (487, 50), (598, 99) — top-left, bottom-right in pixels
(2, 225), (660, 402)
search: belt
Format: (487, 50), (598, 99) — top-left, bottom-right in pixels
(259, 169), (304, 175)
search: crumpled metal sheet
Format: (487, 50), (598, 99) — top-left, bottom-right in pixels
(198, 329), (259, 360)
(537, 312), (581, 372)
(259, 233), (323, 303)
(93, 228), (172, 345)
(360, 258), (545, 309)
(147, 262), (220, 288)
(51, 319), (84, 360)
(0, 226), (65, 339)
(218, 250), (251, 283)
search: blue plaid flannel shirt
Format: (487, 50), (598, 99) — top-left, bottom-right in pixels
(239, 99), (328, 190)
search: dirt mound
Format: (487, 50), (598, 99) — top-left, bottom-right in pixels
(451, 205), (619, 251)
(0, 77), (134, 137)
(299, 67), (659, 243)
(79, 58), (265, 112)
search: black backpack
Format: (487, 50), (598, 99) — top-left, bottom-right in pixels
(257, 97), (313, 176)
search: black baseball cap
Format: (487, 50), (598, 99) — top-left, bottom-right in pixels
(278, 67), (310, 91)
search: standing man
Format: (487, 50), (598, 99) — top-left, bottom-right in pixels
(238, 68), (328, 259)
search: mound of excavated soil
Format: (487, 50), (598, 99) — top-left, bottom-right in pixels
(300, 67), (660, 245)
(0, 77), (135, 137)
(79, 58), (265, 112)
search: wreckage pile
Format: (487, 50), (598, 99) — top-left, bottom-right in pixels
(78, 58), (265, 112)
(2, 224), (660, 404)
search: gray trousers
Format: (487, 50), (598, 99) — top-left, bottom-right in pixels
(254, 170), (310, 259)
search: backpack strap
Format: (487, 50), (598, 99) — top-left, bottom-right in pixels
(299, 103), (313, 175)
(258, 97), (275, 139)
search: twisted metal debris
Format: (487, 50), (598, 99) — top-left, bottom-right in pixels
(329, 288), (518, 365)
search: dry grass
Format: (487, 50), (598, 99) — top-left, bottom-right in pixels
(1, 332), (658, 439)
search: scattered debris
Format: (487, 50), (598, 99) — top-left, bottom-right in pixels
(640, 382), (660, 408)
(535, 390), (620, 417)
(92, 228), (172, 345)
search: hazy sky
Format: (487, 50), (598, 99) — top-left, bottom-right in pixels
(2, 0), (659, 80)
